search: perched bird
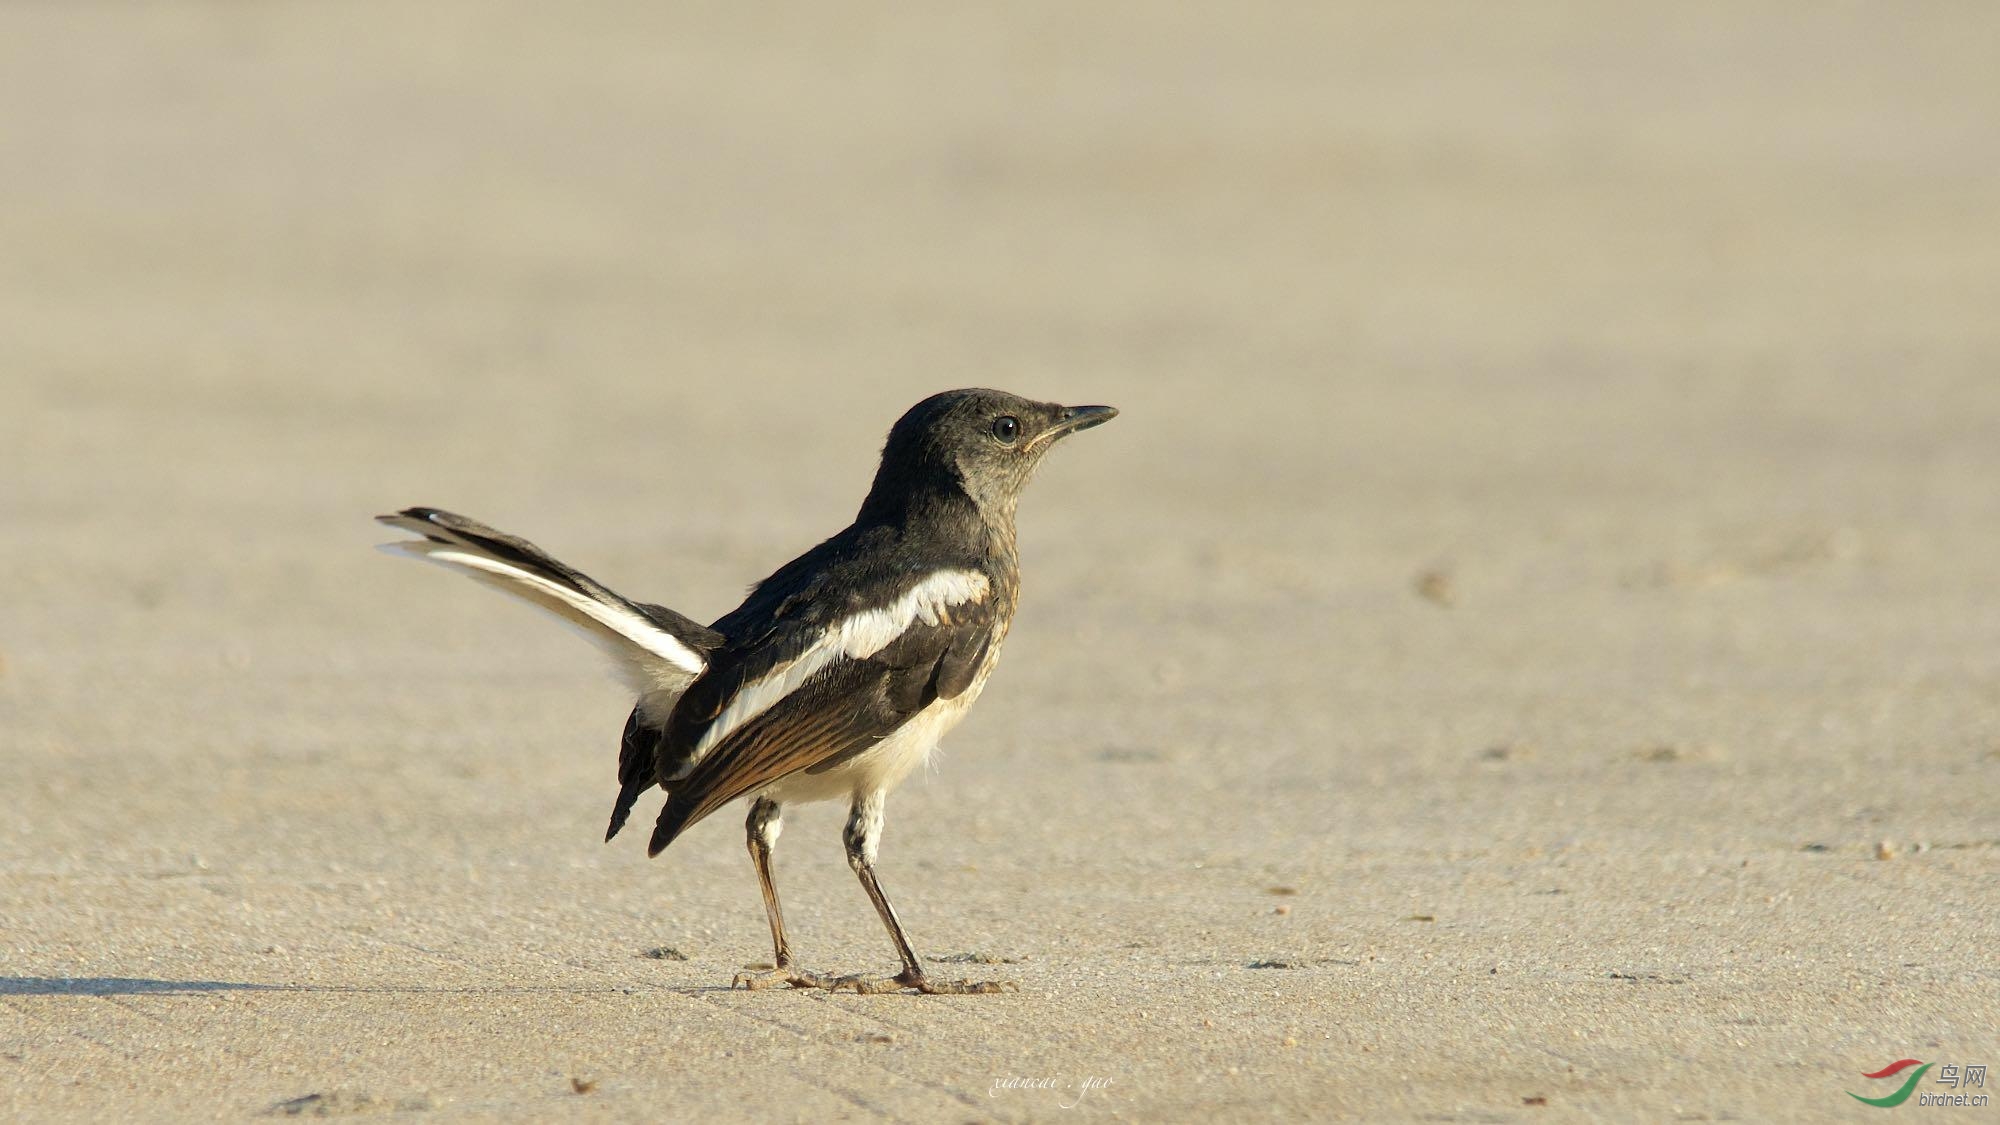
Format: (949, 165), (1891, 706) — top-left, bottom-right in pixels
(377, 389), (1116, 994)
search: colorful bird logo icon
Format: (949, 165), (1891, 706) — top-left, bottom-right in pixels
(1849, 1059), (1931, 1107)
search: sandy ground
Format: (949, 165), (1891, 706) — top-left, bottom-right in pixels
(4, 3), (1999, 1121)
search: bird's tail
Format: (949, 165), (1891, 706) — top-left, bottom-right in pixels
(606, 707), (665, 842)
(375, 507), (720, 699)
(605, 775), (654, 842)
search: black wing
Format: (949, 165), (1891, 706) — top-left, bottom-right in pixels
(645, 597), (998, 856)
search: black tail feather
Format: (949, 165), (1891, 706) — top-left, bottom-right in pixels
(606, 775), (652, 842)
(386, 506), (619, 604)
(377, 506), (723, 650)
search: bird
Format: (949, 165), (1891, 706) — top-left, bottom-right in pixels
(376, 389), (1116, 994)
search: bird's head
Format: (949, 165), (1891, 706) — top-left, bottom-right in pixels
(862, 388), (1117, 526)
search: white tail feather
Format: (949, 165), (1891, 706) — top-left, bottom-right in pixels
(379, 540), (705, 699)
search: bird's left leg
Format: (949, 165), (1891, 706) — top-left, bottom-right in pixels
(732, 798), (830, 990)
(826, 792), (1016, 995)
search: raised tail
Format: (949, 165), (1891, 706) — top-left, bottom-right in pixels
(375, 506), (720, 701)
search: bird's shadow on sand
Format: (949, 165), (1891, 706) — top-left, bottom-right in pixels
(0, 977), (280, 996)
(0, 975), (733, 997)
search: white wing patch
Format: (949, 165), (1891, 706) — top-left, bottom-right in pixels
(380, 540), (708, 692)
(692, 568), (989, 757)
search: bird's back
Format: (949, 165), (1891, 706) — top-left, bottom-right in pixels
(609, 503), (1017, 847)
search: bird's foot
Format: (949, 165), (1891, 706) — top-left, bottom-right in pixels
(826, 967), (1017, 995)
(732, 964), (831, 991)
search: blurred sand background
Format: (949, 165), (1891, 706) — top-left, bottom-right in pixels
(3, 3), (1998, 1121)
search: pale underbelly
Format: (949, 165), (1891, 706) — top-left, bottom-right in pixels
(760, 640), (1003, 807)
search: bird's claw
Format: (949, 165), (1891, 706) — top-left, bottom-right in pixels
(732, 965), (831, 991)
(825, 969), (1017, 995)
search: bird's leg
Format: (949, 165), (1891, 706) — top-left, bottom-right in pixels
(731, 799), (829, 990)
(827, 793), (1016, 996)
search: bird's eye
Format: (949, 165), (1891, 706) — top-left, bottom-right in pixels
(991, 415), (1020, 443)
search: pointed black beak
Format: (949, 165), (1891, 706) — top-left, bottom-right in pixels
(1048, 404), (1118, 440)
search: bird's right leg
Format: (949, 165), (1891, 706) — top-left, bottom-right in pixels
(732, 798), (830, 990)
(826, 793), (1016, 995)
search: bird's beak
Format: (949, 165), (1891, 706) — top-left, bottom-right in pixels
(1044, 404), (1118, 442)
